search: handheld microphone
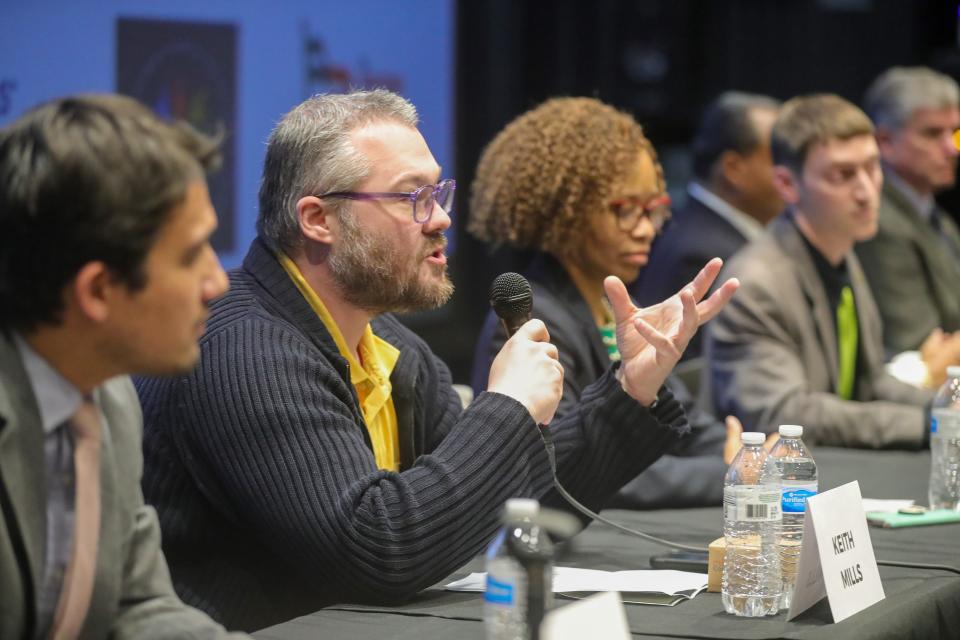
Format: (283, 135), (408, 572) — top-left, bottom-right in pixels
(487, 272), (709, 554)
(489, 272), (533, 337)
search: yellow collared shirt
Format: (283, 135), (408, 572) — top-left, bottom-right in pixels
(278, 253), (401, 471)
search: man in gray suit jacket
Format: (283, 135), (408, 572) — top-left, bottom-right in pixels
(0, 96), (241, 638)
(856, 67), (960, 372)
(706, 94), (933, 449)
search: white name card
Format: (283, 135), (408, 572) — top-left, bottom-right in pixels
(788, 481), (885, 623)
(540, 591), (630, 640)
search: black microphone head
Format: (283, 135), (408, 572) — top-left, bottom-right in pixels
(490, 272), (533, 322)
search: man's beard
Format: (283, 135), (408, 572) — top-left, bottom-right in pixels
(328, 211), (454, 314)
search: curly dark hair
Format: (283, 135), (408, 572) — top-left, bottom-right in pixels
(468, 97), (662, 259)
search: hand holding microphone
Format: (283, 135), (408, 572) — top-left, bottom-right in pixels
(485, 276), (711, 553)
(486, 273), (563, 425)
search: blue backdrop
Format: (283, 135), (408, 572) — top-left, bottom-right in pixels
(0, 0), (455, 268)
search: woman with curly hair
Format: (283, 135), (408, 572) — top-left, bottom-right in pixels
(469, 97), (752, 508)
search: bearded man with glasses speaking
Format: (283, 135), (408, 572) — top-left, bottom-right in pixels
(136, 90), (736, 632)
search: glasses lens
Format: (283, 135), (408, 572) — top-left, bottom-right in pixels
(413, 185), (434, 223)
(436, 180), (456, 214)
(615, 204), (641, 231)
(651, 208), (670, 231)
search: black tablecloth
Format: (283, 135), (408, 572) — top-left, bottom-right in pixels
(255, 448), (960, 640)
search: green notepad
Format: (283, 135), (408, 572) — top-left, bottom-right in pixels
(866, 509), (960, 528)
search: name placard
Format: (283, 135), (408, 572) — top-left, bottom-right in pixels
(787, 481), (885, 622)
(540, 591), (630, 640)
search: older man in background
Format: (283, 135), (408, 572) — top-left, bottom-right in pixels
(856, 67), (960, 387)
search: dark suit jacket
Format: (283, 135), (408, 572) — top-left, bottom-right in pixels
(472, 254), (728, 509)
(705, 214), (933, 448)
(855, 179), (960, 352)
(631, 193), (749, 359)
(0, 335), (240, 640)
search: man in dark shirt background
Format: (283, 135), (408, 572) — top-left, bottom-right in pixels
(634, 91), (781, 360)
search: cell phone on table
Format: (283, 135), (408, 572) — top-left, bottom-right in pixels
(649, 551), (709, 573)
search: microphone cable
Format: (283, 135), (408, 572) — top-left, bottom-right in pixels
(540, 428), (960, 575)
(538, 427), (709, 553)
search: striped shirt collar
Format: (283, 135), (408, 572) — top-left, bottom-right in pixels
(884, 167), (936, 221)
(687, 182), (765, 241)
(12, 333), (82, 435)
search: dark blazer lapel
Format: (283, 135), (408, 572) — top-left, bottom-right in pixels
(927, 206), (960, 320)
(937, 206), (960, 255)
(534, 255), (609, 369)
(773, 217), (840, 390)
(0, 335), (47, 623)
(886, 181), (959, 280)
(885, 182), (960, 322)
(847, 254), (885, 393)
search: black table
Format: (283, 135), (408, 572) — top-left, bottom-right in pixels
(254, 448), (960, 640)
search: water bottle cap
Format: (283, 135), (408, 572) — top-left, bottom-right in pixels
(948, 366), (960, 378)
(503, 498), (540, 520)
(778, 424), (803, 437)
(741, 432), (765, 445)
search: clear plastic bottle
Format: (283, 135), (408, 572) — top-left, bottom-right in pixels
(929, 366), (960, 511)
(484, 498), (553, 640)
(769, 424), (817, 610)
(722, 431), (782, 617)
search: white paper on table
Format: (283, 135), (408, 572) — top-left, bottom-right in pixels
(861, 498), (914, 514)
(445, 567), (707, 597)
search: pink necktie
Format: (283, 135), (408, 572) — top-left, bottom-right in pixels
(49, 397), (102, 640)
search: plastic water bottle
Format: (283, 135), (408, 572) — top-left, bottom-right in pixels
(484, 498), (553, 640)
(769, 424), (817, 610)
(722, 431), (782, 617)
(929, 366), (960, 511)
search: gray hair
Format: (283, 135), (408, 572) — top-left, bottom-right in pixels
(692, 91), (781, 180)
(864, 66), (959, 131)
(257, 89), (419, 253)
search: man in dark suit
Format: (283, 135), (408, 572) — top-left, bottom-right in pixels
(856, 67), (960, 383)
(633, 92), (781, 359)
(0, 95), (242, 638)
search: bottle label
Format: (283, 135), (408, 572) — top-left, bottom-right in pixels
(781, 485), (818, 513)
(931, 409), (960, 437)
(724, 487), (781, 522)
(484, 576), (514, 605)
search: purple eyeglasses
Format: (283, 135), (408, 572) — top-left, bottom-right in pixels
(318, 178), (456, 224)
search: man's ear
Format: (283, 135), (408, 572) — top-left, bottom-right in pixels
(719, 150), (746, 188)
(71, 261), (113, 323)
(874, 126), (896, 159)
(297, 196), (335, 246)
(772, 165), (800, 205)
